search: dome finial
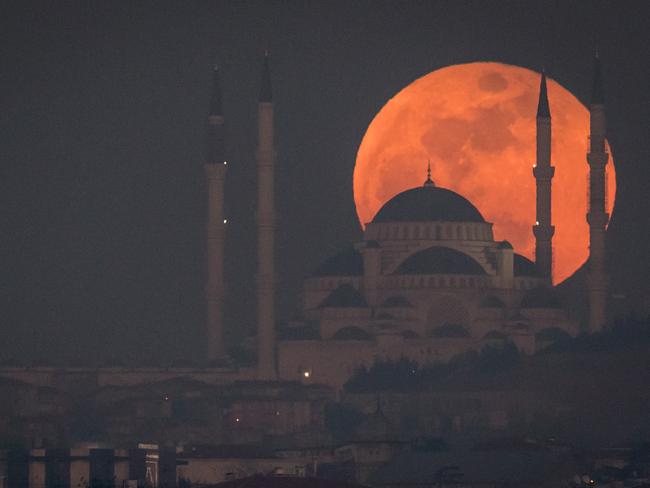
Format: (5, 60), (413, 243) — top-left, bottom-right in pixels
(423, 160), (435, 187)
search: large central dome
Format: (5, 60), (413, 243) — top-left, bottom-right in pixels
(372, 184), (485, 223)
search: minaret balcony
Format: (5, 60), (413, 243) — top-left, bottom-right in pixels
(532, 165), (555, 178)
(532, 224), (555, 239)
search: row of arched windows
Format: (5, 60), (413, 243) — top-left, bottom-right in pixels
(370, 222), (493, 242)
(305, 274), (541, 293)
(306, 278), (359, 291)
(389, 275), (488, 289)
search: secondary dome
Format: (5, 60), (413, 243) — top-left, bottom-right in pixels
(372, 184), (485, 223)
(312, 248), (363, 276)
(394, 246), (487, 275)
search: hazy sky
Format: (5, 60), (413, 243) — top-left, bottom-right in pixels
(1, 0), (648, 364)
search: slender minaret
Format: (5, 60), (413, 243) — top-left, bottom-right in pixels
(586, 54), (609, 331)
(257, 53), (277, 380)
(532, 71), (555, 283)
(204, 65), (228, 362)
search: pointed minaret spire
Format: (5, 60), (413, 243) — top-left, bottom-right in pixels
(591, 52), (604, 105)
(423, 160), (435, 187)
(209, 64), (223, 116)
(259, 51), (272, 102)
(533, 69), (555, 282)
(536, 70), (551, 118)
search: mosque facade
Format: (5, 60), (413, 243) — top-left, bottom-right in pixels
(279, 175), (576, 387)
(273, 61), (609, 387)
(0, 56), (610, 393)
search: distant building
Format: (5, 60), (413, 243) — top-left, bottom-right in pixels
(368, 442), (582, 488)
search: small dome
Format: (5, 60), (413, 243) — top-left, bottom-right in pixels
(520, 287), (563, 309)
(319, 284), (368, 308)
(376, 312), (396, 320)
(331, 326), (373, 341)
(484, 330), (507, 340)
(381, 295), (414, 308)
(514, 254), (538, 277)
(480, 295), (506, 308)
(372, 186), (485, 223)
(429, 324), (470, 338)
(401, 330), (420, 339)
(280, 326), (320, 340)
(498, 240), (513, 249)
(312, 248), (363, 276)
(395, 246), (487, 275)
(536, 327), (571, 343)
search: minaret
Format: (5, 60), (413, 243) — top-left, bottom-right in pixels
(204, 65), (228, 362)
(586, 54), (609, 332)
(532, 71), (555, 283)
(257, 53), (277, 380)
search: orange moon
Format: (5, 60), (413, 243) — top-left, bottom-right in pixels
(354, 62), (615, 284)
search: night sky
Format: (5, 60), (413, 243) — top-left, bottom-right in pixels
(1, 1), (648, 365)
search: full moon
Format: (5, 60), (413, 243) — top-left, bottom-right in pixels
(354, 62), (616, 284)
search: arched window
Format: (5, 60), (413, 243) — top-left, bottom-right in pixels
(535, 327), (571, 346)
(426, 295), (470, 336)
(332, 326), (372, 341)
(429, 324), (470, 338)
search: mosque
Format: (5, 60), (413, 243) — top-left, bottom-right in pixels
(204, 54), (611, 388)
(0, 56), (610, 392)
